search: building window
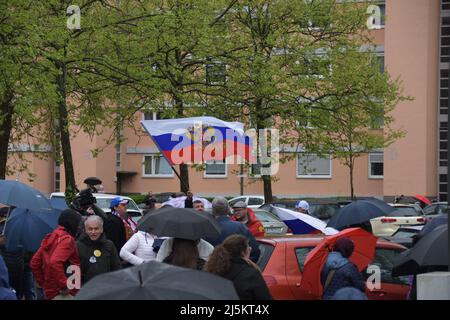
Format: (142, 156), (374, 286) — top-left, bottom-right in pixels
(54, 171), (60, 192)
(297, 153), (331, 178)
(143, 155), (173, 177)
(206, 62), (226, 85)
(369, 153), (384, 179)
(204, 160), (227, 178)
(367, 1), (385, 29)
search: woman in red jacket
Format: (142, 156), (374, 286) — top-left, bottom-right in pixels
(31, 209), (81, 300)
(230, 201), (265, 237)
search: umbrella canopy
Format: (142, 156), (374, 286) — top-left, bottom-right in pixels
(413, 194), (431, 206)
(301, 228), (378, 299)
(137, 207), (221, 240)
(83, 177), (102, 185)
(392, 225), (448, 277)
(327, 199), (395, 230)
(0, 180), (53, 210)
(271, 207), (338, 235)
(416, 214), (447, 239)
(3, 207), (61, 252)
(76, 260), (239, 300)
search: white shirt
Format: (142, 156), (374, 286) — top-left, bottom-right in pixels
(119, 231), (157, 265)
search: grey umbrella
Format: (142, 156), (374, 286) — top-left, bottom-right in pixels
(392, 225), (448, 277)
(75, 260), (239, 300)
(137, 207), (221, 240)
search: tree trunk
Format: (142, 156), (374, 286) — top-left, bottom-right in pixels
(349, 159), (355, 200)
(0, 94), (14, 179)
(262, 174), (273, 203)
(55, 60), (77, 201)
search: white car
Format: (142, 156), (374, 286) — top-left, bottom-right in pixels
(370, 204), (426, 237)
(49, 192), (144, 223)
(228, 195), (265, 209)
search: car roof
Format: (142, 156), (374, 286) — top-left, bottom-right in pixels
(258, 234), (406, 250)
(50, 192), (133, 201)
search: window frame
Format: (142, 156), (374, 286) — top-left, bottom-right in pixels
(368, 152), (384, 179)
(296, 153), (332, 179)
(142, 154), (174, 178)
(203, 159), (227, 179)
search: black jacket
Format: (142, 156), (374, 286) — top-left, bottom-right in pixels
(76, 233), (121, 284)
(103, 213), (127, 253)
(223, 257), (273, 300)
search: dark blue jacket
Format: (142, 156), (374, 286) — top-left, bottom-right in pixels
(320, 252), (365, 300)
(0, 255), (17, 300)
(205, 216), (261, 263)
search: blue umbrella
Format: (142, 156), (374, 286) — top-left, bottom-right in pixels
(0, 180), (53, 210)
(327, 199), (395, 230)
(3, 207), (61, 252)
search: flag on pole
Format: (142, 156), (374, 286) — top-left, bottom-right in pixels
(141, 116), (254, 165)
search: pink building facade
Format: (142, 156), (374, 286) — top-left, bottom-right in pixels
(6, 0), (446, 201)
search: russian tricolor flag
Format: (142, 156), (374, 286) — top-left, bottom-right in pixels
(272, 207), (338, 235)
(141, 116), (254, 165)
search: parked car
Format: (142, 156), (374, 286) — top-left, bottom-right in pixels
(49, 192), (144, 223)
(381, 225), (424, 248)
(423, 202), (448, 221)
(371, 205), (426, 237)
(228, 195), (265, 209)
(260, 201), (341, 223)
(257, 235), (411, 300)
(252, 209), (289, 235)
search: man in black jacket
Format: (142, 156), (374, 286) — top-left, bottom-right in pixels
(77, 216), (121, 284)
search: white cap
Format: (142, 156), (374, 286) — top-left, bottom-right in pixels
(295, 200), (309, 211)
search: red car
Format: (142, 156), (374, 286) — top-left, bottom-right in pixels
(257, 235), (411, 300)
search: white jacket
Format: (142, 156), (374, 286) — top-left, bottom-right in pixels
(120, 231), (157, 265)
(156, 238), (214, 262)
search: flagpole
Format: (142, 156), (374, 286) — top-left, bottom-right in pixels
(141, 121), (190, 193)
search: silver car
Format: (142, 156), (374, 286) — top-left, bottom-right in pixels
(252, 209), (288, 235)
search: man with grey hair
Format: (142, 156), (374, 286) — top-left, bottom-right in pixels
(205, 197), (260, 262)
(76, 215), (121, 284)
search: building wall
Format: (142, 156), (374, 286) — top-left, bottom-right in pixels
(383, 0), (439, 198)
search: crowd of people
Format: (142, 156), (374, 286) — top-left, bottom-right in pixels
(0, 186), (372, 301)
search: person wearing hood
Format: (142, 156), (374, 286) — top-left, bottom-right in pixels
(0, 255), (17, 300)
(230, 201), (265, 237)
(77, 215), (121, 284)
(320, 237), (365, 300)
(30, 209), (82, 300)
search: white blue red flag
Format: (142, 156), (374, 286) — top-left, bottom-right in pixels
(141, 116), (254, 165)
(272, 207), (338, 235)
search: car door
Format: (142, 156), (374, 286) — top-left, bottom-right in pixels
(285, 243), (316, 300)
(364, 248), (411, 300)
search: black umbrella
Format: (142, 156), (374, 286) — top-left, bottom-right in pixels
(392, 225), (448, 277)
(75, 260), (239, 300)
(83, 176), (102, 185)
(137, 207), (221, 240)
(327, 199), (395, 230)
(416, 214), (447, 239)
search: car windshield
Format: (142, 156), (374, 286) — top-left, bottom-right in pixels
(253, 210), (282, 223)
(96, 198), (140, 212)
(365, 248), (410, 285)
(309, 204), (341, 220)
(388, 207), (420, 216)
